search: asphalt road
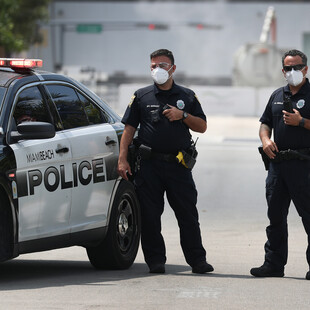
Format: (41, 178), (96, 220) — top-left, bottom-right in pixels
(0, 116), (309, 310)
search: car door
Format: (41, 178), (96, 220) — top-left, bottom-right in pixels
(45, 84), (119, 233)
(9, 85), (73, 242)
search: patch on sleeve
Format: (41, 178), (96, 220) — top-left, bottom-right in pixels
(194, 94), (201, 105)
(129, 95), (136, 107)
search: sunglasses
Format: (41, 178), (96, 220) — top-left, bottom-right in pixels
(283, 64), (305, 72)
(150, 62), (172, 70)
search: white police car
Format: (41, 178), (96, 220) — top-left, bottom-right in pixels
(0, 58), (140, 269)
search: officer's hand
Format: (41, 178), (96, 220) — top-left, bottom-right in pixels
(282, 109), (301, 126)
(117, 159), (132, 181)
(262, 139), (278, 159)
(162, 105), (183, 121)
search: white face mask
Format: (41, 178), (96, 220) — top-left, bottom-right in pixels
(151, 67), (173, 85)
(285, 68), (304, 86)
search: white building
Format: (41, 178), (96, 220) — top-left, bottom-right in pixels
(31, 1), (310, 83)
(28, 0), (310, 116)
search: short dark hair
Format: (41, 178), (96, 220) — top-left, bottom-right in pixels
(282, 49), (307, 67)
(150, 49), (174, 65)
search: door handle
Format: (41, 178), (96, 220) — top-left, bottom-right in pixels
(105, 138), (117, 146)
(55, 147), (69, 154)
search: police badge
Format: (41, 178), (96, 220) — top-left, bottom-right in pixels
(297, 99), (305, 109)
(176, 99), (185, 110)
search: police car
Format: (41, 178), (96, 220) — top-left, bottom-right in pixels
(0, 58), (140, 269)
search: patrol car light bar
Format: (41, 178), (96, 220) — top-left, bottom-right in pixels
(0, 58), (43, 69)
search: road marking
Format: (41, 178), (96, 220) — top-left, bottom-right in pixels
(156, 287), (222, 299)
(177, 287), (222, 299)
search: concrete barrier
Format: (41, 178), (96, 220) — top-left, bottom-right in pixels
(117, 84), (277, 117)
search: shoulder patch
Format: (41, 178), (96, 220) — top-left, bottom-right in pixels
(129, 95), (136, 107)
(194, 94), (201, 105)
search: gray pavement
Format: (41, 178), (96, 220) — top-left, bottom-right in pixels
(0, 116), (309, 310)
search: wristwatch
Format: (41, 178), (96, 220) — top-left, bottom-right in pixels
(299, 117), (305, 127)
(182, 111), (188, 120)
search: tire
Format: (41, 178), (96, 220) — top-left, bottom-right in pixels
(0, 192), (13, 262)
(86, 180), (140, 269)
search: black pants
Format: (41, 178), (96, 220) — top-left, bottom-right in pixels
(264, 160), (310, 270)
(134, 158), (207, 267)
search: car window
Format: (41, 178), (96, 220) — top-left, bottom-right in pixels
(76, 91), (109, 124)
(0, 87), (5, 107)
(13, 86), (50, 126)
(46, 85), (88, 130)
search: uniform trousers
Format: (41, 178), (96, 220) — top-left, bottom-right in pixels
(264, 160), (310, 270)
(134, 158), (207, 267)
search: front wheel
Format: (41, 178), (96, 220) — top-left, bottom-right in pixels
(86, 181), (140, 269)
(0, 191), (13, 262)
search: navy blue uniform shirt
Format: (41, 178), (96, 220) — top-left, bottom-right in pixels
(122, 82), (206, 153)
(260, 79), (310, 150)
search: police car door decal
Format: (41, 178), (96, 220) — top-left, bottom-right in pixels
(11, 135), (73, 242)
(63, 123), (119, 232)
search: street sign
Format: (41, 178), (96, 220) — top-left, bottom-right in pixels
(76, 24), (102, 33)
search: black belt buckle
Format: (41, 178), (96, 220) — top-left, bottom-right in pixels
(151, 152), (176, 162)
(281, 150), (290, 160)
(275, 149), (295, 161)
(282, 149), (294, 160)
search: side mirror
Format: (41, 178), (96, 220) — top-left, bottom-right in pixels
(10, 121), (56, 143)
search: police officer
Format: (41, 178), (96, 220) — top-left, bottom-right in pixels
(118, 49), (214, 274)
(251, 49), (310, 279)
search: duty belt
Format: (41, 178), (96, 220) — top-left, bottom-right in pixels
(150, 151), (176, 163)
(137, 144), (177, 163)
(273, 148), (310, 162)
(259, 146), (310, 171)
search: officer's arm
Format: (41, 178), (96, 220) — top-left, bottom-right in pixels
(118, 124), (136, 180)
(162, 106), (207, 132)
(302, 118), (310, 130)
(283, 109), (310, 130)
(183, 114), (207, 133)
(259, 123), (278, 159)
